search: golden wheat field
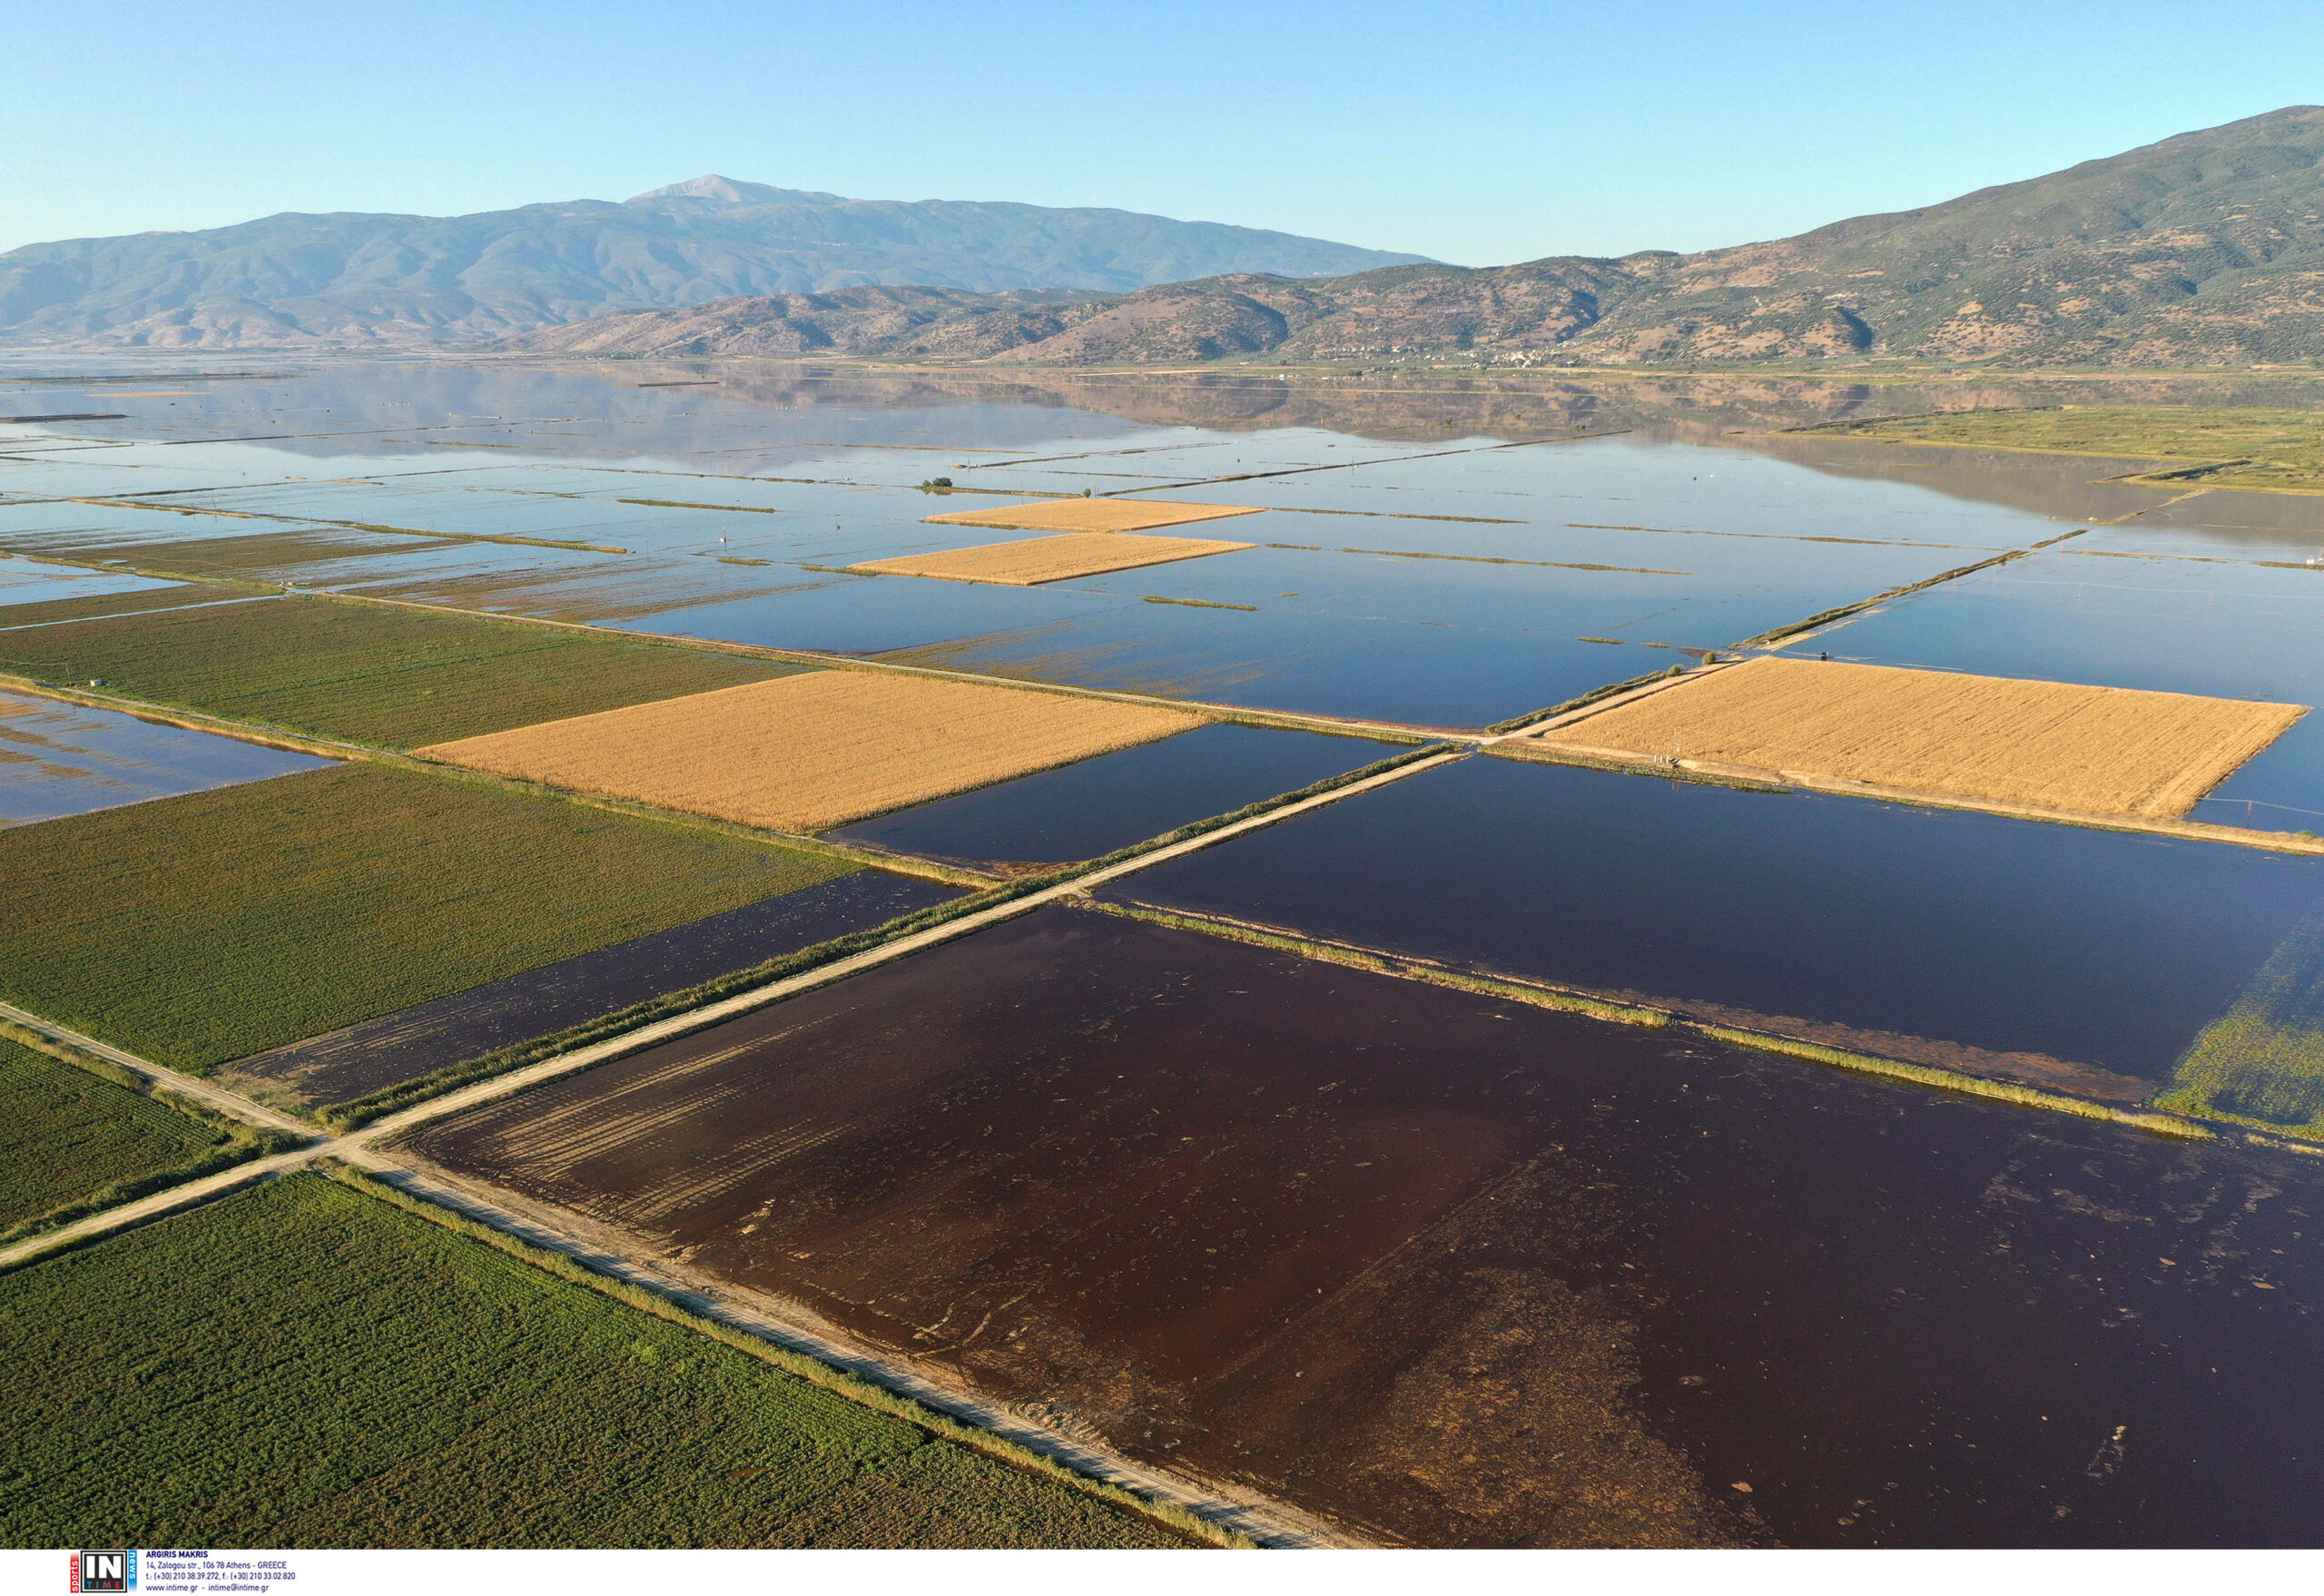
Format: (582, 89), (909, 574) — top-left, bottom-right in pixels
(922, 498), (1265, 535)
(1531, 655), (2305, 819)
(852, 529), (1258, 586)
(419, 670), (1200, 833)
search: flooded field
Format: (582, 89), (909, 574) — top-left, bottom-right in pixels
(829, 723), (1400, 866)
(12, 355), (2324, 1547)
(0, 689), (332, 825)
(397, 907), (2324, 1548)
(230, 870), (955, 1107)
(1110, 754), (2324, 1092)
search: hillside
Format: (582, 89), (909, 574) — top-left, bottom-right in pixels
(509, 107), (2324, 369)
(0, 176), (1428, 350)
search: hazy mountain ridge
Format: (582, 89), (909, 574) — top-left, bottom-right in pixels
(0, 181), (1429, 350)
(509, 107), (2324, 369)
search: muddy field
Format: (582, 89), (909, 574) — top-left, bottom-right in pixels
(1535, 656), (2305, 820)
(421, 669), (1200, 832)
(396, 907), (2324, 1548)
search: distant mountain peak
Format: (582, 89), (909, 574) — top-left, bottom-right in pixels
(624, 175), (846, 206)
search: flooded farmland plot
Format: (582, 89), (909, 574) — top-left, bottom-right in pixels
(1109, 754), (2324, 1094)
(829, 723), (1400, 868)
(394, 908), (2324, 1548)
(0, 689), (333, 825)
(226, 869), (957, 1108)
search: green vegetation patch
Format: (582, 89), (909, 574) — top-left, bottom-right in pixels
(2157, 902), (2324, 1139)
(1811, 406), (2324, 492)
(0, 1036), (226, 1234)
(0, 594), (793, 747)
(0, 1175), (1183, 1548)
(0, 763), (852, 1070)
(0, 582), (230, 629)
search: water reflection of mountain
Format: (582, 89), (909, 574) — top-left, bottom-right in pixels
(9, 355), (2324, 537)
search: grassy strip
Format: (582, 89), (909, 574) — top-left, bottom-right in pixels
(1485, 739), (1795, 793)
(1728, 527), (2086, 651)
(1334, 546), (1686, 576)
(1482, 663), (1688, 737)
(320, 1161), (1246, 1548)
(1088, 901), (1671, 1030)
(1693, 1027), (2212, 1138)
(0, 1022), (304, 1245)
(1143, 595), (1259, 612)
(616, 498), (790, 514)
(322, 741), (1452, 1129)
(1092, 904), (2217, 1142)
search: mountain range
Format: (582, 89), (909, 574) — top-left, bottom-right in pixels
(9, 107), (2324, 366)
(0, 175), (1425, 349)
(507, 107), (2324, 369)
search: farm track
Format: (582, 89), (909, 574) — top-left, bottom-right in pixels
(0, 738), (1485, 1546)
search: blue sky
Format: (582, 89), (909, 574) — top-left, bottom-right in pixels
(6, 0), (2318, 262)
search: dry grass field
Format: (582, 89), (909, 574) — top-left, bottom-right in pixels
(852, 530), (1257, 586)
(422, 671), (1200, 833)
(921, 498), (1264, 535)
(1532, 656), (2304, 820)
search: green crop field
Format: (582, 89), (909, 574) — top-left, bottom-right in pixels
(0, 580), (230, 629)
(0, 591), (793, 746)
(0, 763), (852, 1070)
(0, 1175), (1184, 1548)
(0, 1037), (227, 1234)
(1813, 406), (2324, 493)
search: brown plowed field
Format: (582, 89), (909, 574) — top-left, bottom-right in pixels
(853, 529), (1256, 586)
(1533, 656), (2305, 819)
(921, 498), (1264, 535)
(420, 671), (1199, 833)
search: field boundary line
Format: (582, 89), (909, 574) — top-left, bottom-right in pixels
(0, 1149), (310, 1274)
(0, 1000), (312, 1135)
(326, 1154), (1350, 1549)
(345, 747), (1476, 1144)
(0, 674), (995, 888)
(1728, 527), (2088, 652)
(1085, 901), (2220, 1143)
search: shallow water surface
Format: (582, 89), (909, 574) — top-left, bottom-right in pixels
(1109, 754), (2324, 1087)
(0, 691), (332, 825)
(399, 907), (2324, 1548)
(831, 723), (1397, 864)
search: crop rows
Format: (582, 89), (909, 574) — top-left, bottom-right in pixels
(0, 764), (850, 1069)
(0, 1036), (225, 1231)
(0, 1175), (1182, 1548)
